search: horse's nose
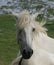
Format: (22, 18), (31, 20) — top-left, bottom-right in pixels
(22, 48), (33, 59)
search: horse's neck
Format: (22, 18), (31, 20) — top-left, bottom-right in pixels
(35, 32), (54, 54)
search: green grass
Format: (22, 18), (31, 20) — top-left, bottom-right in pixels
(0, 14), (19, 65)
(0, 14), (54, 65)
(46, 20), (54, 38)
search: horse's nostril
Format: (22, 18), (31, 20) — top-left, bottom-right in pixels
(23, 49), (33, 55)
(22, 48), (33, 59)
(23, 49), (27, 54)
(30, 49), (33, 54)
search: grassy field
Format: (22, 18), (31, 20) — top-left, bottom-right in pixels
(0, 14), (54, 65)
(0, 15), (19, 65)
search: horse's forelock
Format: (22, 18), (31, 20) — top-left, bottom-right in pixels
(17, 10), (31, 29)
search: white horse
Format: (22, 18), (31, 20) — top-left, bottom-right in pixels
(10, 10), (54, 65)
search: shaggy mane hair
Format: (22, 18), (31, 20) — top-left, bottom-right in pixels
(16, 10), (47, 34)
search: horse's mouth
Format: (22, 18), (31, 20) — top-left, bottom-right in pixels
(23, 54), (33, 59)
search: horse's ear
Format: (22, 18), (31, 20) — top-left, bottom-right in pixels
(32, 12), (40, 20)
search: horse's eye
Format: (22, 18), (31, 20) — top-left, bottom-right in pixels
(32, 28), (35, 32)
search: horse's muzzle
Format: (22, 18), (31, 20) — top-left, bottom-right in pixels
(22, 48), (33, 59)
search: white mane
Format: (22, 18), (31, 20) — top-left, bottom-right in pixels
(16, 10), (47, 34)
